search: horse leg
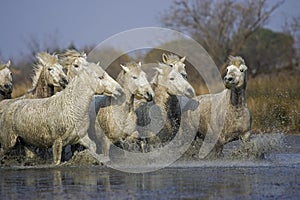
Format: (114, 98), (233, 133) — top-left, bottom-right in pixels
(205, 140), (224, 159)
(100, 136), (110, 158)
(96, 126), (111, 161)
(1, 133), (18, 155)
(79, 134), (109, 163)
(79, 134), (96, 153)
(241, 131), (251, 143)
(52, 137), (63, 165)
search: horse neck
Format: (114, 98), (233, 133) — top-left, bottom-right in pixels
(154, 84), (172, 115)
(229, 84), (246, 107)
(114, 84), (135, 115)
(30, 71), (54, 98)
(61, 74), (94, 117)
(116, 75), (135, 113)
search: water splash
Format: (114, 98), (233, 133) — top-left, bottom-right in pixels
(229, 133), (286, 160)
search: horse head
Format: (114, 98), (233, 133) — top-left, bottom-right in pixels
(119, 61), (154, 102)
(224, 55), (248, 89)
(162, 53), (187, 79)
(152, 63), (195, 98)
(86, 62), (123, 99)
(0, 60), (13, 98)
(36, 52), (68, 89)
(59, 49), (88, 80)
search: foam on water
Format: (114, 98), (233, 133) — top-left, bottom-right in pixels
(228, 133), (286, 160)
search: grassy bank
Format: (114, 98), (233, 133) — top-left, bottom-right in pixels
(247, 69), (300, 133)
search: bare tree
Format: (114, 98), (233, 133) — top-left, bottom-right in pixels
(283, 16), (300, 66)
(160, 0), (284, 67)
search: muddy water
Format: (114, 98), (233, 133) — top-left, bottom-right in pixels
(0, 135), (300, 199)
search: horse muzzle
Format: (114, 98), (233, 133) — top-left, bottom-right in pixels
(0, 83), (13, 93)
(59, 77), (69, 89)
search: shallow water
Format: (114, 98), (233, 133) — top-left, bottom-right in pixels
(1, 134), (300, 199)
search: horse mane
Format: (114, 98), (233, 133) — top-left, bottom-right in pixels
(228, 55), (245, 67)
(30, 52), (58, 89)
(150, 62), (171, 86)
(163, 54), (180, 63)
(59, 49), (86, 68)
(0, 63), (8, 70)
(220, 56), (246, 78)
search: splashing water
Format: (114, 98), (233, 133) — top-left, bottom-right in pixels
(229, 133), (286, 160)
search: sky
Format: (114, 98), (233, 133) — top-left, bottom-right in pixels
(0, 0), (299, 61)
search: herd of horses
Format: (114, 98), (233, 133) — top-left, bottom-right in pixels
(0, 50), (251, 165)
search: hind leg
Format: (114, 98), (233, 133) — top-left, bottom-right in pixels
(241, 131), (251, 143)
(79, 134), (96, 153)
(52, 137), (63, 165)
(1, 133), (18, 155)
(79, 134), (110, 163)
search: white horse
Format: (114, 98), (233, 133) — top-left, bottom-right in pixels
(0, 62), (123, 165)
(96, 61), (154, 159)
(162, 53), (187, 79)
(59, 49), (87, 80)
(136, 63), (195, 151)
(186, 56), (251, 157)
(25, 52), (68, 98)
(0, 60), (12, 101)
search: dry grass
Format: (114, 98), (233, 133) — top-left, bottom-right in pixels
(247, 70), (300, 133)
(12, 81), (30, 98)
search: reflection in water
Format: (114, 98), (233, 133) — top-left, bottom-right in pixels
(0, 135), (300, 199)
(0, 164), (299, 199)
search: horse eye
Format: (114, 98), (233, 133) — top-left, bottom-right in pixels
(47, 68), (53, 71)
(99, 75), (104, 79)
(132, 76), (137, 79)
(73, 64), (79, 68)
(170, 77), (175, 81)
(169, 64), (174, 68)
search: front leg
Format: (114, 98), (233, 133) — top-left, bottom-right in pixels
(79, 134), (96, 153)
(79, 134), (109, 164)
(241, 131), (251, 143)
(95, 123), (111, 161)
(52, 137), (63, 165)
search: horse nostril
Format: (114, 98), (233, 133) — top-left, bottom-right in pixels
(181, 73), (188, 80)
(117, 88), (124, 96)
(146, 92), (153, 101)
(4, 83), (12, 90)
(225, 77), (233, 82)
(187, 88), (195, 97)
(63, 78), (68, 84)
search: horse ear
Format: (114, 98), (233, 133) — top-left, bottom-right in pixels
(37, 54), (46, 66)
(180, 56), (186, 63)
(6, 60), (11, 68)
(239, 64), (247, 72)
(162, 53), (168, 63)
(120, 64), (130, 73)
(150, 73), (159, 86)
(155, 67), (163, 75)
(138, 62), (142, 68)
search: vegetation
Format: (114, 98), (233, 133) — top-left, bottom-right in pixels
(247, 70), (300, 133)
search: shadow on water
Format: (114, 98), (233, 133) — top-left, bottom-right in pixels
(0, 134), (300, 199)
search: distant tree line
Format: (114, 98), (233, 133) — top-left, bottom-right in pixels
(160, 0), (300, 75)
